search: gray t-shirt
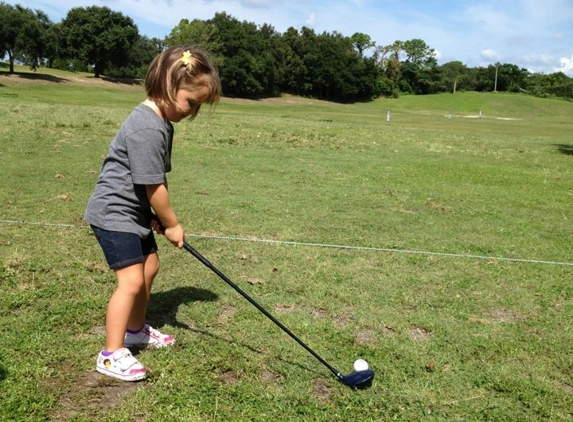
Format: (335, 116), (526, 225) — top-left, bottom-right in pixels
(84, 104), (174, 237)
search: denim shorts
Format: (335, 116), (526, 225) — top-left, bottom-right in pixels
(91, 226), (158, 270)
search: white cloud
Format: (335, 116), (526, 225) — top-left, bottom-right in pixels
(555, 55), (573, 75)
(481, 48), (502, 62)
(305, 12), (316, 26)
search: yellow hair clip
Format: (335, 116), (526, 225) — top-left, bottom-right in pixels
(181, 50), (192, 66)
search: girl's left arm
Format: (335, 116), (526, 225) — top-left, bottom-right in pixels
(146, 180), (184, 248)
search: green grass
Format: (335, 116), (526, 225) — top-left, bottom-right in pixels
(1, 66), (573, 421)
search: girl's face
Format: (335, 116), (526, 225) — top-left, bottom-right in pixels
(164, 84), (212, 123)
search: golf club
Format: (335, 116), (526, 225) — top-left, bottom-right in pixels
(181, 240), (374, 388)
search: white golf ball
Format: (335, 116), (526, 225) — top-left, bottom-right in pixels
(353, 358), (369, 372)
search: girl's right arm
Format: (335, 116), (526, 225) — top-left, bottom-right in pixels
(145, 182), (185, 248)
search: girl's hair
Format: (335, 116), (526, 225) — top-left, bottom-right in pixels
(145, 45), (222, 120)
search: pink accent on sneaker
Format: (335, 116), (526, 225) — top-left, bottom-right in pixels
(96, 348), (146, 382)
(124, 324), (175, 348)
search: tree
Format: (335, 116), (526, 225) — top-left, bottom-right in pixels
(376, 41), (403, 95)
(374, 39), (442, 96)
(0, 2), (20, 72)
(206, 12), (282, 98)
(403, 39), (435, 66)
(59, 6), (139, 77)
(105, 36), (163, 79)
(0, 2), (54, 73)
(280, 27), (309, 96)
(440, 61), (475, 92)
(166, 19), (219, 50)
(351, 32), (375, 57)
(495, 63), (528, 92)
(281, 28), (381, 102)
(473, 63), (529, 92)
(399, 39), (440, 94)
(16, 9), (56, 70)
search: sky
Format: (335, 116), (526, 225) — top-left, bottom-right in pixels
(9, 0), (573, 76)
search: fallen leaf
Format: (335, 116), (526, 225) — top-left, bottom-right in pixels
(425, 363), (436, 372)
(248, 278), (264, 285)
(56, 193), (72, 201)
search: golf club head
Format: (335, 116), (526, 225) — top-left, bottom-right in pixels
(339, 369), (375, 389)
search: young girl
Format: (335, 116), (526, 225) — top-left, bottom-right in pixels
(84, 45), (222, 381)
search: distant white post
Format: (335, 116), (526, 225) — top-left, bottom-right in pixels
(386, 111), (390, 122)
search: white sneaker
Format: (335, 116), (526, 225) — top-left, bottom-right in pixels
(96, 348), (146, 381)
(124, 324), (175, 349)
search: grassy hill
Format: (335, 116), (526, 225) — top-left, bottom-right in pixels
(1, 62), (573, 421)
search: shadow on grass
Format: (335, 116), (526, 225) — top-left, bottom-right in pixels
(0, 68), (141, 86)
(148, 286), (322, 377)
(0, 365), (6, 382)
(14, 72), (67, 83)
(100, 76), (141, 86)
(188, 326), (323, 377)
(555, 144), (573, 156)
(147, 286), (218, 329)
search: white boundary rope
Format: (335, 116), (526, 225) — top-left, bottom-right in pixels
(186, 234), (573, 267)
(2, 219), (572, 267)
(0, 220), (77, 229)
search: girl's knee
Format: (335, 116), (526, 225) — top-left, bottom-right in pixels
(119, 277), (146, 296)
(115, 265), (146, 295)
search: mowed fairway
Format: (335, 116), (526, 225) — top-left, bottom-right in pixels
(1, 67), (572, 421)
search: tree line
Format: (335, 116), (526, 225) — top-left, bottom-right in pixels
(1, 3), (571, 102)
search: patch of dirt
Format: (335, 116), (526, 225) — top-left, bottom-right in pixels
(425, 201), (453, 212)
(50, 370), (143, 421)
(489, 308), (526, 323)
(310, 378), (332, 403)
(91, 325), (106, 336)
(84, 262), (108, 273)
(75, 325), (106, 341)
(410, 327), (431, 341)
(218, 304), (236, 320)
(260, 370), (280, 384)
(310, 308), (329, 318)
(273, 304), (302, 313)
(333, 311), (354, 328)
(469, 309), (527, 324)
(354, 329), (377, 346)
(560, 382), (573, 395)
(219, 369), (240, 385)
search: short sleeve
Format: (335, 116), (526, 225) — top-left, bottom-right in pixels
(126, 128), (171, 185)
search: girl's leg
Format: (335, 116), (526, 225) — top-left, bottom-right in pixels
(105, 263), (146, 352)
(122, 251), (175, 348)
(127, 252), (160, 331)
